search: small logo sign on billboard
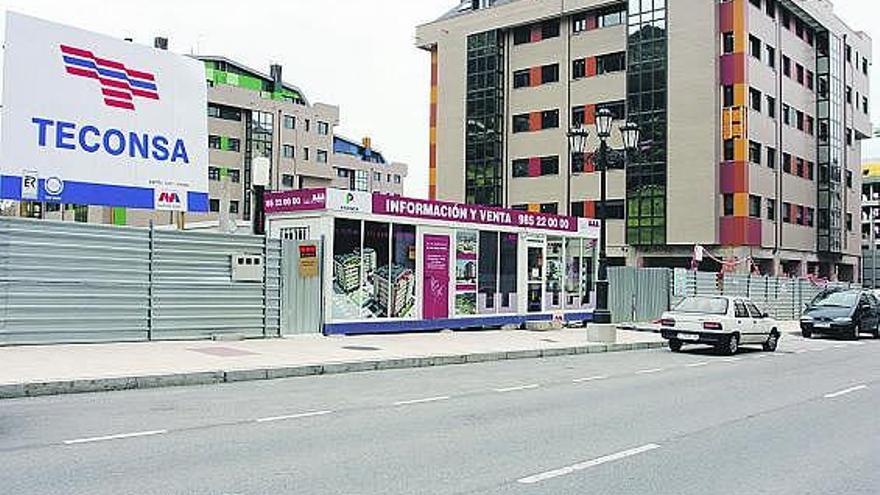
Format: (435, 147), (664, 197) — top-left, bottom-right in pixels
(20, 170), (38, 199)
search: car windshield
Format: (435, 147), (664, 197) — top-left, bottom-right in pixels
(813, 291), (858, 308)
(673, 297), (728, 315)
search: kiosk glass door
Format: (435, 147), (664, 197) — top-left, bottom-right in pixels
(527, 243), (544, 313)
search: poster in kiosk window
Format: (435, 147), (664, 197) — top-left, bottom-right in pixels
(0, 13), (208, 212)
(455, 230), (478, 315)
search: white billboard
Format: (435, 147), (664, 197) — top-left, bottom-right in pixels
(0, 12), (208, 211)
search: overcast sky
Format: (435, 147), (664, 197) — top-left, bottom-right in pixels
(0, 0), (878, 198)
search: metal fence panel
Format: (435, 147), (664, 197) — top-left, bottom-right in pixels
(0, 217), (150, 344)
(0, 217), (281, 344)
(609, 267), (669, 323)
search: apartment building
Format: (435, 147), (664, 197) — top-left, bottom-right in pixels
(13, 41), (409, 231)
(332, 136), (407, 195)
(861, 160), (880, 286)
(416, 0), (871, 280)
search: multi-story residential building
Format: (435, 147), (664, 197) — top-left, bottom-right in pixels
(861, 160), (880, 286)
(374, 264), (416, 316)
(11, 39), (409, 231)
(417, 0), (871, 280)
(332, 136), (407, 194)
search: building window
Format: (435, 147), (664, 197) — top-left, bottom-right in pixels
(796, 110), (804, 131)
(513, 114), (530, 133)
(282, 174), (295, 187)
(749, 195), (761, 218)
(750, 88), (762, 112)
(863, 96), (869, 114)
(513, 69), (530, 88)
(209, 199), (220, 212)
(783, 202), (791, 223)
(766, 0), (776, 17)
(846, 169), (853, 188)
(846, 86), (852, 104)
(796, 157), (804, 176)
(806, 70), (814, 90)
(805, 207), (814, 227)
(766, 45), (776, 68)
(767, 198), (776, 221)
(317, 149), (329, 163)
(796, 63), (804, 84)
(229, 169), (240, 183)
(796, 205), (804, 225)
(541, 64), (559, 84)
(723, 85), (734, 107)
(540, 202), (558, 214)
(317, 121), (330, 135)
(782, 55), (791, 77)
(782, 104), (790, 125)
(229, 201), (239, 214)
(227, 138), (240, 152)
(783, 153), (791, 173)
(767, 147), (776, 169)
(572, 59), (585, 79)
(209, 166), (221, 181)
(541, 156), (559, 175)
(355, 170), (369, 191)
(541, 19), (560, 40)
(749, 35), (761, 60)
(393, 174), (402, 184)
(208, 135), (221, 149)
(541, 109), (559, 130)
(208, 103), (241, 121)
(596, 52), (626, 75)
(512, 159), (529, 178)
(337, 168), (351, 178)
(596, 100), (626, 120)
(723, 139), (734, 161)
(374, 171), (382, 182)
(723, 194), (734, 216)
(284, 115), (296, 129)
(303, 147), (310, 161)
(749, 141), (762, 164)
(806, 115), (814, 135)
(766, 95), (776, 118)
(846, 213), (853, 231)
(283, 144), (295, 159)
(305, 119), (311, 132)
(722, 32), (734, 54)
(513, 26), (531, 45)
(597, 5), (625, 27)
(846, 128), (853, 146)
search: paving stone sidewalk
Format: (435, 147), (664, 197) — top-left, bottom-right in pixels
(0, 328), (665, 399)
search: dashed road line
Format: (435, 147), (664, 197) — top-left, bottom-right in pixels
(685, 362), (708, 368)
(572, 375), (607, 383)
(393, 396), (450, 406)
(255, 410), (334, 423)
(517, 443), (661, 484)
(494, 384), (540, 393)
(636, 368), (664, 375)
(824, 385), (867, 399)
(63, 429), (168, 445)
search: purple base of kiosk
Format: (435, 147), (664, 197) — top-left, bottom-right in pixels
(324, 312), (594, 336)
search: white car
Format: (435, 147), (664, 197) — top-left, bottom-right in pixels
(659, 295), (780, 355)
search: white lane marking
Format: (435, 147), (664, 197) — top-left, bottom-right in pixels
(517, 443), (661, 484)
(392, 396), (450, 406)
(685, 362), (708, 368)
(255, 410), (334, 423)
(752, 354), (769, 359)
(63, 429), (167, 445)
(573, 375), (607, 383)
(636, 368), (663, 375)
(824, 385), (868, 399)
(832, 344), (846, 349)
(494, 384), (540, 393)
(719, 357), (741, 362)
(794, 350), (808, 354)
(850, 342), (866, 346)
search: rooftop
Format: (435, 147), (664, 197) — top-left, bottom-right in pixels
(195, 55), (309, 106)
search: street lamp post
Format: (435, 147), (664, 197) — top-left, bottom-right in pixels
(568, 108), (640, 325)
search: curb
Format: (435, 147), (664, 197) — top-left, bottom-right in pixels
(0, 341), (667, 400)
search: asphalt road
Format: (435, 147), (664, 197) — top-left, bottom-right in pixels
(1, 332), (877, 495)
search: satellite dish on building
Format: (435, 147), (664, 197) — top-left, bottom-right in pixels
(253, 157), (270, 187)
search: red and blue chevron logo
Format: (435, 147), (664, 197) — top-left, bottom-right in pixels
(60, 44), (159, 110)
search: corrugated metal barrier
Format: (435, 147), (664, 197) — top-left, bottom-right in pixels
(0, 217), (281, 344)
(612, 267), (858, 324)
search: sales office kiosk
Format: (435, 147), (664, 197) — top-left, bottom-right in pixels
(265, 188), (601, 335)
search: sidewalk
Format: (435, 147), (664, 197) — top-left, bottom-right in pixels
(0, 328), (665, 399)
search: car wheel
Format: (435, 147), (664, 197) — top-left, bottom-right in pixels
(762, 331), (779, 352)
(873, 325), (880, 339)
(668, 339), (683, 352)
(801, 328), (812, 339)
(718, 334), (739, 356)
